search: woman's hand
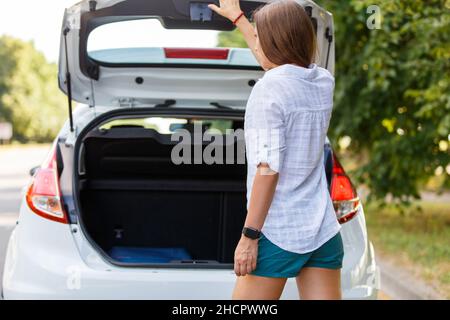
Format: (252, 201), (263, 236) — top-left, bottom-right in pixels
(234, 235), (258, 276)
(208, 0), (243, 22)
(209, 0), (260, 64)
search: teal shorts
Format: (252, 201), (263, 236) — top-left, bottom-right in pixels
(250, 232), (344, 278)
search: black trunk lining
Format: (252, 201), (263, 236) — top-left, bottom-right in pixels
(82, 179), (245, 192)
(80, 188), (246, 264)
(80, 125), (247, 264)
(83, 127), (247, 181)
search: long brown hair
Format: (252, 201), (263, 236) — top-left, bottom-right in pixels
(253, 0), (317, 68)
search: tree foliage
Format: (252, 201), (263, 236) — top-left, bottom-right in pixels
(0, 36), (67, 143)
(317, 0), (450, 204)
(218, 0), (450, 204)
(218, 29), (248, 48)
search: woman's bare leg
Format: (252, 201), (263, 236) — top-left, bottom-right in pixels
(295, 267), (341, 300)
(232, 274), (288, 300)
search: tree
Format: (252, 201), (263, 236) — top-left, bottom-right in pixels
(217, 0), (450, 205)
(0, 36), (67, 143)
(218, 29), (248, 48)
(317, 0), (449, 204)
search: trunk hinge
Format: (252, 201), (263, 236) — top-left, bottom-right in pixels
(324, 27), (333, 70)
(63, 27), (75, 133)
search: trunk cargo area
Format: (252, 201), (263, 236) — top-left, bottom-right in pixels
(78, 124), (247, 266)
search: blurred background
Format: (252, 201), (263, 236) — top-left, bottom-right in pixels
(0, 0), (449, 299)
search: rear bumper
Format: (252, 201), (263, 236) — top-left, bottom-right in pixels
(3, 202), (379, 300)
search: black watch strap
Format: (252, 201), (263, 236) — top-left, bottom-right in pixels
(242, 227), (261, 240)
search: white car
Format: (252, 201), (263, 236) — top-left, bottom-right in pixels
(2, 0), (379, 299)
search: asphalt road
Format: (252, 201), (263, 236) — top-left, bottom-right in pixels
(0, 145), (51, 296)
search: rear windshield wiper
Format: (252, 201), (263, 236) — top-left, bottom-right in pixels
(210, 102), (232, 110)
(154, 100), (232, 109)
(155, 99), (177, 108)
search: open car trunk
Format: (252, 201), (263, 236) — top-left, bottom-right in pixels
(77, 111), (247, 267)
(62, 0), (335, 268)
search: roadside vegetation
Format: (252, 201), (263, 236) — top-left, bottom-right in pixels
(365, 201), (450, 298)
(219, 0), (450, 205)
(0, 36), (67, 143)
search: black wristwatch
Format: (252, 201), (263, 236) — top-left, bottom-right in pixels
(242, 226), (261, 240)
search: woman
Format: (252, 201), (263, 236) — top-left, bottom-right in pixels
(208, 0), (344, 300)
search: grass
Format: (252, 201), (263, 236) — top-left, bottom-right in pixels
(365, 200), (450, 299)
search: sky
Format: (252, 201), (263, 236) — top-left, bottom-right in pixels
(0, 0), (219, 63)
(0, 0), (76, 62)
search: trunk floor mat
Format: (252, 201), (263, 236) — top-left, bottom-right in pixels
(108, 246), (192, 263)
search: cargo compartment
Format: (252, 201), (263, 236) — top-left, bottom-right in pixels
(77, 116), (247, 267)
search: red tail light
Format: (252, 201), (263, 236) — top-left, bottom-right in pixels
(26, 142), (68, 224)
(330, 153), (360, 223)
(164, 48), (229, 60)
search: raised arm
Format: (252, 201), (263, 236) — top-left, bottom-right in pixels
(208, 0), (260, 64)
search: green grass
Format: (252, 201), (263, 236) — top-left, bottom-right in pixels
(365, 201), (450, 298)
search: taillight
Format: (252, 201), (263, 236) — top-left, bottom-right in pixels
(164, 48), (229, 60)
(26, 142), (68, 224)
(330, 153), (360, 224)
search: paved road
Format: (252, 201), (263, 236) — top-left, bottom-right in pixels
(0, 145), (51, 296)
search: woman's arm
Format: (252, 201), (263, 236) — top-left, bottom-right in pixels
(208, 0), (260, 62)
(233, 164), (279, 277)
(209, 0), (281, 277)
(244, 164), (279, 231)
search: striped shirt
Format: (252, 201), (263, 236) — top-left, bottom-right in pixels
(244, 63), (341, 254)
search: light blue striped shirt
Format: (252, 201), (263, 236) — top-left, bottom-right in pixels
(244, 63), (341, 254)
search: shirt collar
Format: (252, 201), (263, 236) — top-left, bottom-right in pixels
(264, 63), (318, 79)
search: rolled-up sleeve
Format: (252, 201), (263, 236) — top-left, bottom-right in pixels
(246, 82), (286, 173)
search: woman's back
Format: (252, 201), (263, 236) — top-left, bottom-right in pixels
(244, 63), (341, 254)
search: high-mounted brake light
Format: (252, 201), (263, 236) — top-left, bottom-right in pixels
(26, 142), (68, 224)
(164, 48), (230, 60)
(330, 153), (360, 224)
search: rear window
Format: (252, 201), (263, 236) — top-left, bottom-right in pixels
(87, 18), (258, 67)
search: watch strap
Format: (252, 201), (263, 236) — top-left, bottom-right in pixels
(242, 226), (261, 239)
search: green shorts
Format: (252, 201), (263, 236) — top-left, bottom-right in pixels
(250, 232), (344, 278)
